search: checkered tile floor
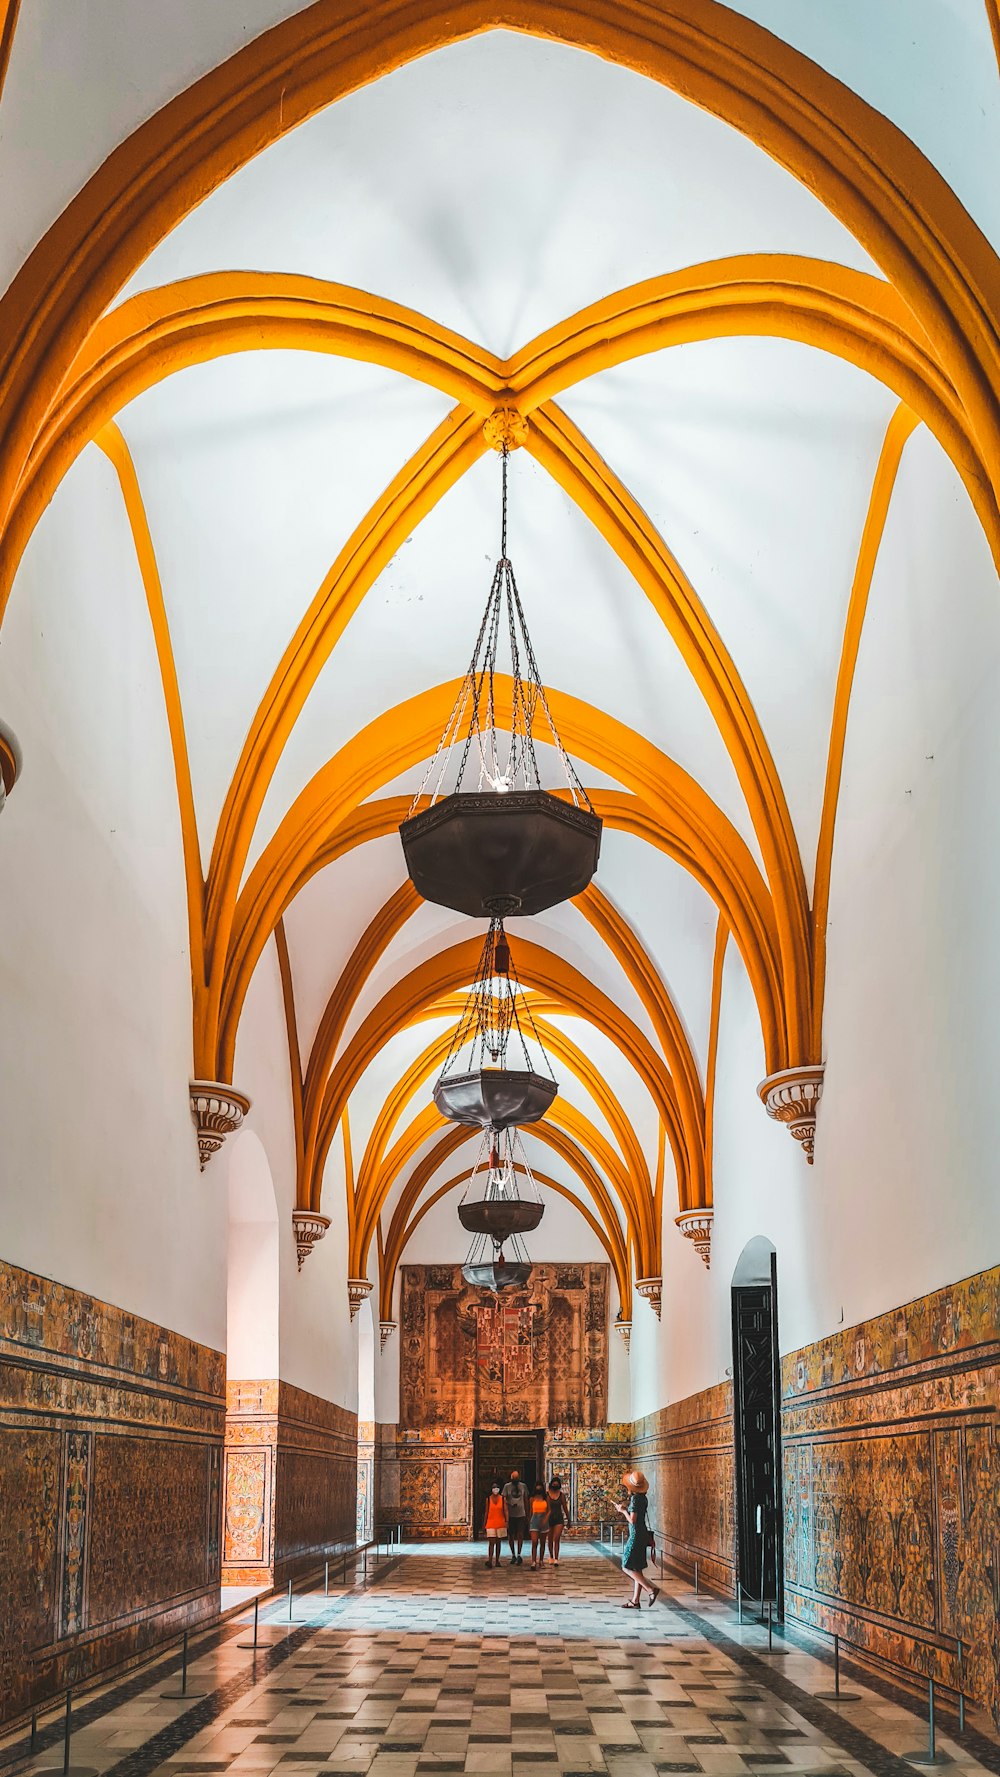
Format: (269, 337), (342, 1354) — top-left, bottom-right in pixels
(16, 1544), (999, 1777)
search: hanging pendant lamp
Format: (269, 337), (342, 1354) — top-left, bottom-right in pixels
(460, 1129), (539, 1293)
(457, 1127), (545, 1242)
(433, 918), (557, 1130)
(400, 438), (602, 918)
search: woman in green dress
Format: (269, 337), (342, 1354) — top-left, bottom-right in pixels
(613, 1469), (660, 1608)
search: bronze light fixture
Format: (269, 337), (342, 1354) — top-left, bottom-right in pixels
(400, 444), (602, 918)
(433, 918), (557, 1130)
(460, 1128), (542, 1293)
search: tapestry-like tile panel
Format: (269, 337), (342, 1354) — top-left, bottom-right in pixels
(220, 1379), (357, 1586)
(399, 1263), (608, 1430)
(548, 1423), (633, 1537)
(634, 1382), (736, 1593)
(781, 1264), (1000, 1725)
(0, 1258), (224, 1725)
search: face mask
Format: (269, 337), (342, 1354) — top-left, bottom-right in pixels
(491, 1487), (500, 1495)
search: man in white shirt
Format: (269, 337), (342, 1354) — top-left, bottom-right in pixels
(502, 1469), (530, 1565)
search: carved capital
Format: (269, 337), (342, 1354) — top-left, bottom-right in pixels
(189, 1080), (250, 1170)
(0, 718), (22, 810)
(676, 1209), (713, 1267)
(615, 1318), (632, 1353)
(635, 1277), (662, 1319)
(758, 1064), (825, 1163)
(379, 1320), (397, 1352)
(483, 406), (529, 453)
(348, 1278), (373, 1321)
(292, 1210), (331, 1270)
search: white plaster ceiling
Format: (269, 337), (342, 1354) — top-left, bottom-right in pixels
(8, 4), (994, 1275)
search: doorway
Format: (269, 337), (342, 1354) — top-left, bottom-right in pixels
(731, 1239), (783, 1613)
(472, 1430), (544, 1541)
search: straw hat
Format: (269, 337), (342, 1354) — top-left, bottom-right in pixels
(622, 1469), (648, 1493)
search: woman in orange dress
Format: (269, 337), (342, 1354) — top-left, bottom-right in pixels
(483, 1480), (508, 1568)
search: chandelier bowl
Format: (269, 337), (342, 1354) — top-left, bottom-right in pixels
(461, 1259), (533, 1293)
(433, 1066), (557, 1129)
(400, 790), (601, 917)
(458, 1199), (544, 1239)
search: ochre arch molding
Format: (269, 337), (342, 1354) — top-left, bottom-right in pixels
(320, 940), (678, 1246)
(348, 1011), (656, 1274)
(10, 257), (995, 609)
(218, 683), (785, 1079)
(380, 1160), (630, 1321)
(295, 876), (705, 1213)
(2, 0), (1000, 537)
(352, 1092), (652, 1281)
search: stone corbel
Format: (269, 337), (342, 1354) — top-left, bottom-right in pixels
(348, 1278), (373, 1320)
(635, 1277), (662, 1319)
(189, 1080), (250, 1170)
(379, 1320), (397, 1351)
(758, 1064), (825, 1163)
(0, 719), (22, 812)
(292, 1210), (331, 1270)
(615, 1317), (632, 1353)
(676, 1209), (713, 1267)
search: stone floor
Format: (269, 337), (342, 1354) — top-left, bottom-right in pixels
(13, 1544), (1000, 1777)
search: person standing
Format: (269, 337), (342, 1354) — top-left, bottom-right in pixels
(528, 1482), (550, 1569)
(545, 1476), (570, 1564)
(483, 1480), (508, 1568)
(502, 1469), (530, 1564)
(613, 1469), (659, 1607)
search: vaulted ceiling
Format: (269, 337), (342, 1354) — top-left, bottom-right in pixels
(2, 0), (999, 1316)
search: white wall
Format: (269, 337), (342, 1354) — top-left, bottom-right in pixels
(234, 938), (358, 1409)
(644, 426), (1000, 1418)
(226, 1128), (280, 1380)
(0, 445), (227, 1350)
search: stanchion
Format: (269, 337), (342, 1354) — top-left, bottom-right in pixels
(904, 1678), (951, 1765)
(237, 1596), (261, 1651)
(737, 1581), (744, 1624)
(287, 1578), (293, 1621)
(755, 1598), (791, 1657)
(814, 1634), (861, 1703)
(694, 1560), (699, 1595)
(34, 1688), (97, 1776)
(30, 1714), (38, 1756)
(325, 1559), (330, 1596)
(162, 1630), (208, 1699)
(956, 1639), (965, 1736)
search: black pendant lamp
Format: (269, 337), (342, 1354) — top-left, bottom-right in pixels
(400, 443), (602, 918)
(461, 1130), (539, 1293)
(434, 918), (557, 1130)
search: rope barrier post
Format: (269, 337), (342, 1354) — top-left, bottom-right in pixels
(325, 1558), (330, 1597)
(287, 1578), (293, 1622)
(903, 1676), (950, 1765)
(237, 1594), (263, 1650)
(30, 1714), (37, 1756)
(956, 1639), (964, 1736)
(814, 1631), (860, 1703)
(738, 1581), (744, 1625)
(768, 1599), (773, 1651)
(33, 1686), (97, 1777)
(162, 1626), (207, 1698)
(694, 1559), (700, 1594)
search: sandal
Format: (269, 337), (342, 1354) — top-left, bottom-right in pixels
(648, 1586), (661, 1606)
(622, 1600), (640, 1609)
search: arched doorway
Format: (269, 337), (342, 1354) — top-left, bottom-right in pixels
(731, 1236), (783, 1614)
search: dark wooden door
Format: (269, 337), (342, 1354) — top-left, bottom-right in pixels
(731, 1271), (783, 1608)
(472, 1430), (543, 1540)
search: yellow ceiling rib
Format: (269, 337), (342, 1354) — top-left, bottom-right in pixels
(811, 403), (920, 1058)
(346, 1010), (656, 1278)
(217, 685), (785, 1081)
(274, 917), (306, 1196)
(0, 0), (20, 106)
(94, 423), (204, 989)
(2, 0), (998, 547)
(380, 1162), (631, 1323)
